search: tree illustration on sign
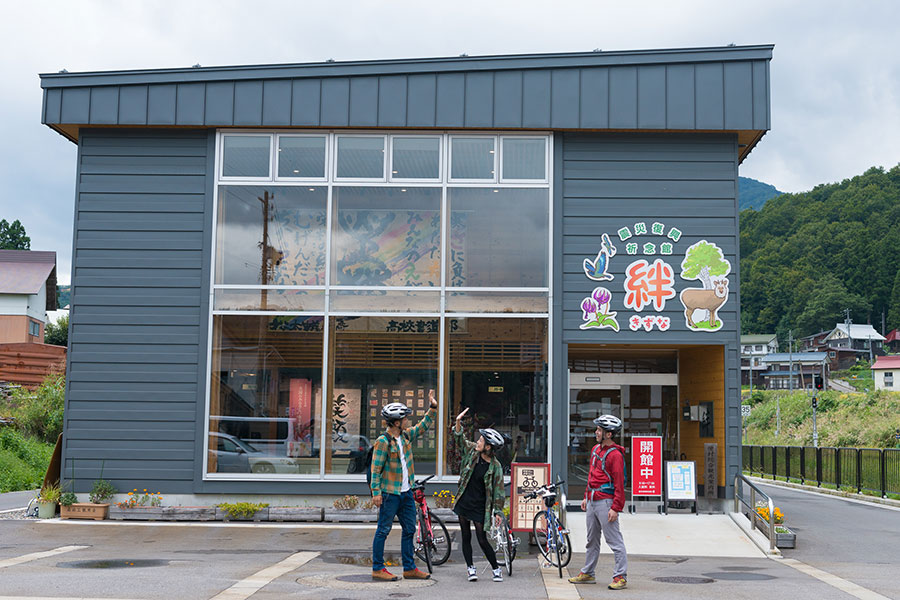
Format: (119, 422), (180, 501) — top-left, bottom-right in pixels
(679, 240), (731, 332)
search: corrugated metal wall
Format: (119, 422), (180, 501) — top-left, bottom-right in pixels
(44, 61), (770, 132)
(63, 129), (211, 493)
(554, 132), (741, 496)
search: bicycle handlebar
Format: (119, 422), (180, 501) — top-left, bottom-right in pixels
(413, 474), (435, 488)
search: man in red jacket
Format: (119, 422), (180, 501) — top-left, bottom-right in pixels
(569, 414), (628, 590)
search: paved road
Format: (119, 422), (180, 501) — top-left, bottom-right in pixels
(756, 481), (900, 599)
(0, 490), (35, 511)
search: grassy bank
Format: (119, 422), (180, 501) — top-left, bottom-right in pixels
(0, 376), (63, 492)
(742, 389), (900, 448)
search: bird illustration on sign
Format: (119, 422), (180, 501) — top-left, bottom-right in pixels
(583, 233), (617, 281)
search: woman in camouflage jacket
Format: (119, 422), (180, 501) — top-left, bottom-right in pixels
(452, 407), (506, 582)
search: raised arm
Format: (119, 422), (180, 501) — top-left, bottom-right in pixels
(407, 389), (438, 442)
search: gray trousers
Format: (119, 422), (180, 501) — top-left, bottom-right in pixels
(580, 498), (627, 578)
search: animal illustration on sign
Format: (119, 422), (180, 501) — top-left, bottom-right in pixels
(679, 240), (731, 332)
(583, 233), (617, 281)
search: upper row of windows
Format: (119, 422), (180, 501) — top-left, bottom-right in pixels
(219, 133), (549, 183)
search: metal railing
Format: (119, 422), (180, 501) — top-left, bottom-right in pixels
(733, 473), (776, 551)
(743, 445), (900, 497)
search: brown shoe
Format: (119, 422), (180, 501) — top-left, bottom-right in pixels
(403, 568), (431, 579)
(372, 568), (400, 581)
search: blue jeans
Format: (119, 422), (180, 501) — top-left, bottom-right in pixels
(372, 490), (416, 572)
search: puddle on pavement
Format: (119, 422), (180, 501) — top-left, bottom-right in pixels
(654, 576), (715, 584)
(57, 559), (169, 569)
(703, 571), (776, 581)
(321, 551), (402, 567)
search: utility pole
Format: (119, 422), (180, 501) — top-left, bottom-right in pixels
(258, 191), (272, 310)
(812, 395), (819, 448)
(788, 330), (794, 393)
(776, 394), (780, 439)
(843, 308), (852, 350)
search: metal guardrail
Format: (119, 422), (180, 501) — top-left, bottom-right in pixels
(733, 472), (776, 551)
(743, 445), (900, 497)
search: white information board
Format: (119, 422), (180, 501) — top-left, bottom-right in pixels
(665, 461), (697, 501)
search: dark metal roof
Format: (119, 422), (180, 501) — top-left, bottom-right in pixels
(0, 250), (57, 305)
(39, 45), (774, 88)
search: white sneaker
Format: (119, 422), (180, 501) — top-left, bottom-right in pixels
(492, 567), (503, 582)
(467, 565), (478, 581)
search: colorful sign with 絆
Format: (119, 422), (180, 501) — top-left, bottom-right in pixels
(578, 222), (732, 334)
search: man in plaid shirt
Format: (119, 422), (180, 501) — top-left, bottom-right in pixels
(369, 389), (437, 581)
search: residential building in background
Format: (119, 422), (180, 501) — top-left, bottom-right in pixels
(871, 356), (900, 390)
(740, 333), (777, 387)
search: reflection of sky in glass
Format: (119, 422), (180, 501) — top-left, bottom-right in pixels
(451, 137), (494, 179)
(222, 136), (270, 177)
(502, 138), (545, 180)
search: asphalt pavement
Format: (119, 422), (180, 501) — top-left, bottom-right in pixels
(755, 480), (900, 599)
(0, 490), (35, 511)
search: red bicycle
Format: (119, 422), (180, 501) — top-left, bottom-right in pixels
(412, 475), (451, 573)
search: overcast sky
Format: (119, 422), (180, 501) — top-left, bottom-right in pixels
(1, 0), (898, 285)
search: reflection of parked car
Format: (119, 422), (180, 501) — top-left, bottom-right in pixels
(209, 432), (256, 473)
(209, 432), (301, 474)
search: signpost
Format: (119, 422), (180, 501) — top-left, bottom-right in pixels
(741, 404), (751, 445)
(664, 461), (697, 514)
(509, 462), (550, 532)
(630, 436), (663, 513)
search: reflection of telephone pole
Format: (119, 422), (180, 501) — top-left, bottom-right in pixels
(259, 191), (272, 310)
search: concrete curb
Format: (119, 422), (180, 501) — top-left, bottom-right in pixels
(746, 475), (900, 508)
(727, 511), (780, 557)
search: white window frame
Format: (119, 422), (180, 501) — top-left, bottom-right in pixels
(448, 134), (498, 183)
(206, 129), (553, 483)
(499, 135), (550, 184)
(274, 133), (329, 182)
(333, 134), (387, 182)
(388, 134), (443, 182)
(219, 133), (274, 181)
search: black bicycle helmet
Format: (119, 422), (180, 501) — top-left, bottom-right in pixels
(593, 414), (622, 432)
(478, 428), (505, 448)
(381, 402), (413, 421)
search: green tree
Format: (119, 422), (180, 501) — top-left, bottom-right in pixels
(888, 267), (900, 331)
(44, 314), (69, 347)
(681, 240), (731, 289)
(795, 274), (872, 336)
(0, 219), (30, 250)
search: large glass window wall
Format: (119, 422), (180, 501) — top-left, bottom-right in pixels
(207, 131), (551, 480)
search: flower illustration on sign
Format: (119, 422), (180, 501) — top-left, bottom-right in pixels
(582, 233), (617, 281)
(579, 287), (619, 331)
(679, 240), (731, 332)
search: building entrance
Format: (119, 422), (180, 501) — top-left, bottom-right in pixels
(567, 372), (679, 501)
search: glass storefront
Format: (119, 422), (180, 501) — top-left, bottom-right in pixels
(207, 131), (551, 479)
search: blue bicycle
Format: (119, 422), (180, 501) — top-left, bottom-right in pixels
(526, 479), (571, 578)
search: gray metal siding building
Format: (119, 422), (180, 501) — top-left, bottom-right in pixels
(43, 45), (771, 505)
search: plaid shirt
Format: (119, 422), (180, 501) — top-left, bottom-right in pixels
(451, 427), (505, 527)
(370, 407), (435, 497)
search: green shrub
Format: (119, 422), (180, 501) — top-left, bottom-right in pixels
(0, 428), (54, 493)
(217, 502), (269, 519)
(6, 375), (65, 444)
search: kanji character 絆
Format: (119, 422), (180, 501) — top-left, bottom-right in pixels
(623, 259), (676, 311)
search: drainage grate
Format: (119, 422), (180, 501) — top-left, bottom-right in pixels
(653, 576), (715, 584)
(57, 559), (169, 569)
(702, 572), (775, 581)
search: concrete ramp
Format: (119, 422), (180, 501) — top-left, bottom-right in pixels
(566, 512), (766, 558)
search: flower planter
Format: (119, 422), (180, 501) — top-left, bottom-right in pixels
(61, 503), (109, 520)
(268, 507), (323, 522)
(36, 500), (57, 519)
(108, 506), (216, 521)
(215, 507), (269, 522)
(776, 527), (796, 549)
(324, 508), (379, 522)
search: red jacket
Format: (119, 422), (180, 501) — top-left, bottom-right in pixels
(584, 442), (626, 512)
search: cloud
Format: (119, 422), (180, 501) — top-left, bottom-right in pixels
(1, 0), (898, 284)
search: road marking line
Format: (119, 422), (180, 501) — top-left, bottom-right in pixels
(0, 507), (26, 514)
(538, 558), (581, 600)
(0, 597), (140, 600)
(776, 557), (891, 600)
(209, 551), (318, 600)
(0, 545), (89, 569)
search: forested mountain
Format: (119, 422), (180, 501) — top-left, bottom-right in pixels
(738, 176), (782, 211)
(740, 165), (900, 341)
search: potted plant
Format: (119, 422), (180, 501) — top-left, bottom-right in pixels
(324, 495), (379, 522)
(35, 484), (61, 519)
(58, 460), (114, 520)
(215, 502), (270, 521)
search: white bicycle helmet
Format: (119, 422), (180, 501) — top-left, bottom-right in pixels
(478, 428), (505, 448)
(593, 414), (622, 432)
(381, 402), (413, 421)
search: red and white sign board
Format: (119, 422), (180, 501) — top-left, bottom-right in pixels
(631, 436), (662, 497)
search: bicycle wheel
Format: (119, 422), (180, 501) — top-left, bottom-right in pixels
(499, 519), (513, 576)
(506, 518), (517, 563)
(532, 510), (554, 564)
(428, 513), (451, 565)
(558, 531), (572, 567)
(554, 527), (563, 578)
(417, 508), (433, 573)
